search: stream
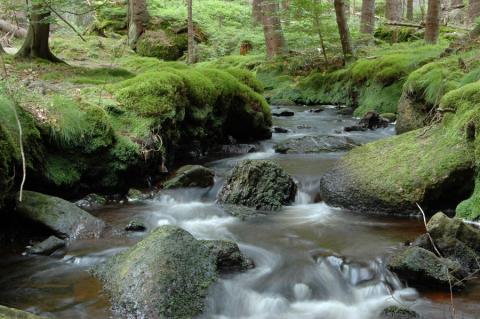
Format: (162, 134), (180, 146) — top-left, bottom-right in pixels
(0, 105), (479, 319)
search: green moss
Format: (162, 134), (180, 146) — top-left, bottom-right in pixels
(136, 30), (188, 61)
(354, 81), (403, 116)
(44, 154), (81, 186)
(224, 68), (264, 93)
(457, 174), (480, 221)
(119, 56), (189, 73)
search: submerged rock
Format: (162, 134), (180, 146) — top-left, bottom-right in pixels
(380, 306), (420, 319)
(273, 127), (289, 134)
(27, 236), (66, 256)
(17, 191), (105, 240)
(163, 165), (215, 189)
(201, 240), (254, 273)
(92, 225), (217, 319)
(217, 160), (297, 211)
(0, 305), (48, 319)
(274, 135), (358, 154)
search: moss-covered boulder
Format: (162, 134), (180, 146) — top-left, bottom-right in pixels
(274, 135), (358, 154)
(16, 191), (105, 240)
(387, 246), (463, 290)
(0, 305), (48, 319)
(91, 225), (217, 319)
(136, 30), (188, 61)
(217, 160), (297, 211)
(163, 165), (215, 189)
(201, 240), (254, 273)
(395, 93), (429, 134)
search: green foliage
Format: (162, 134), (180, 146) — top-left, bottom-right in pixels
(44, 154), (81, 186)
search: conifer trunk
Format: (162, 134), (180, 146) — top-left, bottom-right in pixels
(261, 0), (288, 58)
(16, 5), (61, 62)
(385, 0), (403, 21)
(407, 0), (414, 20)
(468, 0), (480, 24)
(451, 0), (463, 6)
(425, 0), (441, 43)
(128, 0), (149, 48)
(253, 0), (263, 24)
(334, 0), (354, 61)
(360, 0), (376, 34)
(187, 0), (195, 63)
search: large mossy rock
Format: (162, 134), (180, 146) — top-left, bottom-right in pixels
(91, 225), (217, 319)
(0, 305), (48, 319)
(17, 191), (105, 239)
(163, 165), (215, 189)
(217, 160), (297, 211)
(395, 94), (429, 134)
(274, 135), (358, 154)
(136, 30), (188, 61)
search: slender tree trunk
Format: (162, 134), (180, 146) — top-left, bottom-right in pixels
(0, 43), (5, 54)
(360, 0), (376, 34)
(261, 0), (288, 58)
(425, 0), (441, 43)
(187, 0), (195, 64)
(407, 0), (414, 20)
(128, 0), (149, 48)
(15, 5), (61, 62)
(334, 0), (354, 61)
(468, 0), (480, 24)
(385, 0), (403, 21)
(252, 0), (263, 24)
(313, 0), (329, 63)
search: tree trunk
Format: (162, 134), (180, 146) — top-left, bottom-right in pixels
(385, 0), (403, 21)
(261, 0), (288, 58)
(360, 0), (376, 34)
(15, 5), (61, 62)
(451, 0), (464, 6)
(187, 0), (195, 64)
(334, 0), (354, 61)
(127, 0), (149, 48)
(252, 0), (263, 24)
(313, 0), (329, 63)
(425, 0), (441, 43)
(468, 0), (480, 24)
(407, 0), (414, 20)
(0, 43), (5, 54)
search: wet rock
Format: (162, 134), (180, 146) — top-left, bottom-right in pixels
(270, 99), (297, 106)
(273, 127), (289, 134)
(387, 246), (463, 290)
(201, 240), (254, 273)
(297, 124), (312, 129)
(125, 220), (147, 232)
(75, 193), (107, 210)
(274, 135), (358, 154)
(396, 94), (429, 134)
(344, 111), (389, 132)
(27, 236), (66, 256)
(217, 160), (297, 211)
(336, 106), (354, 115)
(127, 188), (150, 201)
(272, 111), (295, 117)
(0, 305), (48, 319)
(380, 113), (397, 123)
(17, 191), (105, 240)
(380, 306), (421, 319)
(91, 225), (217, 319)
(218, 144), (258, 154)
(309, 107), (325, 113)
(163, 165), (215, 189)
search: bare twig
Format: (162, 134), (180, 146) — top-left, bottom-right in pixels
(48, 5), (87, 42)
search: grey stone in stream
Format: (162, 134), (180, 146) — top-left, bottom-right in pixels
(272, 111), (295, 117)
(387, 246), (464, 290)
(273, 127), (289, 134)
(163, 165), (215, 189)
(218, 144), (258, 154)
(75, 193), (107, 210)
(27, 235), (66, 255)
(380, 306), (421, 319)
(344, 111), (389, 132)
(217, 160), (297, 211)
(274, 135), (358, 154)
(125, 220), (147, 232)
(201, 240), (254, 273)
(17, 191), (105, 240)
(0, 305), (49, 319)
(127, 188), (151, 201)
(91, 225), (217, 319)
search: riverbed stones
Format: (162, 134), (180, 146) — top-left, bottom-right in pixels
(274, 135), (358, 154)
(0, 305), (48, 319)
(344, 111), (389, 132)
(91, 225), (217, 319)
(27, 236), (66, 255)
(380, 306), (420, 319)
(17, 191), (105, 240)
(75, 193), (107, 210)
(201, 240), (254, 273)
(163, 165), (215, 189)
(217, 160), (297, 211)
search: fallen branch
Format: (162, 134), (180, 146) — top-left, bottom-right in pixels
(385, 21), (424, 28)
(0, 19), (27, 38)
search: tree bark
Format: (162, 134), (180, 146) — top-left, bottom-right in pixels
(127, 0), (149, 48)
(313, 0), (329, 63)
(385, 0), (403, 21)
(261, 0), (288, 58)
(468, 0), (480, 24)
(425, 0), (441, 43)
(451, 0), (463, 7)
(0, 43), (5, 54)
(360, 0), (376, 34)
(252, 0), (263, 24)
(334, 0), (354, 61)
(15, 5), (61, 62)
(187, 0), (195, 63)
(407, 0), (414, 20)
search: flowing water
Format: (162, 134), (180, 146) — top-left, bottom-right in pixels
(1, 106), (479, 319)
